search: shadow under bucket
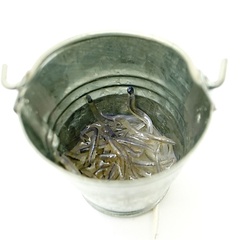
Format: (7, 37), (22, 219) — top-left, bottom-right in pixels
(5, 33), (226, 216)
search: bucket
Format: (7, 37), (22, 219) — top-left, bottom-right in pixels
(1, 33), (227, 216)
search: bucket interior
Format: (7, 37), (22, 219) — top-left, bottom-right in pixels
(17, 34), (212, 166)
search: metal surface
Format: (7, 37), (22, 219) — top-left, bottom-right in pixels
(2, 33), (226, 216)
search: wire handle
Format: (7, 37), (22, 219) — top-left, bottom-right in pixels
(1, 64), (23, 90)
(2, 59), (227, 91)
(206, 58), (228, 90)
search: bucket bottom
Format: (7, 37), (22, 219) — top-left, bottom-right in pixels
(83, 188), (169, 217)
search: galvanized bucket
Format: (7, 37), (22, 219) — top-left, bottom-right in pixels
(1, 33), (227, 216)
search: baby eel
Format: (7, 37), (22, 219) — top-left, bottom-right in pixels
(61, 88), (177, 179)
(86, 95), (106, 123)
(120, 143), (144, 158)
(99, 153), (117, 160)
(119, 118), (175, 145)
(132, 165), (153, 178)
(131, 159), (156, 167)
(107, 136), (139, 179)
(107, 136), (129, 161)
(116, 136), (155, 151)
(80, 125), (99, 165)
(53, 151), (80, 175)
(127, 86), (154, 134)
(105, 163), (119, 180)
(86, 95), (116, 137)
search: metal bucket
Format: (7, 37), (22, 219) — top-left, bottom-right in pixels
(1, 33), (227, 216)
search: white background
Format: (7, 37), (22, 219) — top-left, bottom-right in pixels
(0, 1), (240, 239)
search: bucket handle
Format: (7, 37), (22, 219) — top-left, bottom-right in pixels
(204, 59), (228, 90)
(2, 59), (228, 91)
(1, 64), (27, 90)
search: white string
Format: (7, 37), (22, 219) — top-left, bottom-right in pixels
(152, 203), (160, 240)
